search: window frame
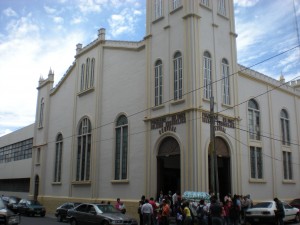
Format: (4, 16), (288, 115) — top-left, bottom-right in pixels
(218, 0), (226, 16)
(114, 115), (128, 180)
(76, 117), (92, 181)
(155, 0), (163, 19)
(248, 99), (260, 140)
(280, 109), (290, 146)
(155, 60), (163, 106)
(203, 51), (212, 99)
(221, 58), (230, 105)
(173, 52), (183, 101)
(54, 133), (63, 182)
(38, 98), (44, 128)
(250, 146), (263, 179)
(283, 151), (293, 180)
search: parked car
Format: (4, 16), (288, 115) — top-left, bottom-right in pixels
(67, 203), (138, 225)
(290, 198), (300, 210)
(16, 199), (46, 217)
(6, 197), (21, 213)
(0, 197), (20, 225)
(245, 200), (300, 224)
(55, 202), (81, 222)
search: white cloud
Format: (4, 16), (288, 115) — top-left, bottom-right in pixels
(53, 16), (64, 24)
(71, 16), (85, 24)
(234, 0), (260, 7)
(78, 0), (103, 13)
(44, 6), (57, 14)
(3, 7), (18, 17)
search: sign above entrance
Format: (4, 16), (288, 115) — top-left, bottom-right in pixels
(202, 112), (235, 133)
(151, 113), (186, 135)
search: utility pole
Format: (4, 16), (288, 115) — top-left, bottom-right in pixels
(210, 96), (215, 196)
(210, 95), (219, 200)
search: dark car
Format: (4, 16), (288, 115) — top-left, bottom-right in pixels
(16, 199), (46, 217)
(6, 197), (21, 213)
(0, 197), (20, 225)
(55, 202), (81, 222)
(67, 203), (138, 225)
(290, 198), (300, 210)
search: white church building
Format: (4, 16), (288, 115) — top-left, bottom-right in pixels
(1, 0), (300, 215)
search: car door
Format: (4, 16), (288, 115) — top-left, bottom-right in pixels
(283, 202), (294, 221)
(75, 204), (91, 225)
(86, 205), (100, 225)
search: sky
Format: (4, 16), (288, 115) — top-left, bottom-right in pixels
(0, 0), (299, 137)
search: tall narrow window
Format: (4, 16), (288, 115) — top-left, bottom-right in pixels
(39, 98), (44, 128)
(155, 0), (162, 19)
(250, 146), (263, 179)
(283, 151), (293, 180)
(174, 52), (183, 100)
(36, 148), (41, 164)
(54, 133), (63, 182)
(115, 115), (128, 180)
(248, 99), (260, 140)
(280, 109), (290, 146)
(80, 64), (85, 91)
(172, 0), (181, 10)
(218, 0), (226, 16)
(85, 58), (90, 90)
(221, 58), (230, 105)
(155, 60), (163, 106)
(90, 58), (95, 88)
(200, 0), (209, 7)
(203, 51), (212, 99)
(76, 117), (92, 181)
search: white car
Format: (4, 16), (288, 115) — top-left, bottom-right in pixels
(244, 200), (300, 224)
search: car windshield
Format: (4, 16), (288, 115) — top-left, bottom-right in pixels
(28, 200), (41, 205)
(0, 199), (5, 209)
(96, 204), (119, 213)
(253, 202), (273, 208)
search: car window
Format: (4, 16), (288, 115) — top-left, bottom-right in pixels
(253, 202), (273, 208)
(76, 204), (88, 212)
(283, 203), (293, 209)
(0, 199), (5, 209)
(97, 204), (119, 213)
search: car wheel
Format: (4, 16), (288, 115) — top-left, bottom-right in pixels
(57, 214), (63, 222)
(295, 213), (300, 223)
(102, 220), (109, 225)
(70, 219), (78, 225)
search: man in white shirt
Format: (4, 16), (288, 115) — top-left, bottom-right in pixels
(141, 199), (153, 225)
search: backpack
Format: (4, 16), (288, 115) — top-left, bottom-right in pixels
(197, 205), (205, 219)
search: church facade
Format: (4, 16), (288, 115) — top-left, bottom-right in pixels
(1, 0), (300, 215)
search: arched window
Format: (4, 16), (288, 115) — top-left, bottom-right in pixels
(218, 0), (226, 16)
(248, 99), (260, 140)
(115, 115), (128, 180)
(155, 0), (162, 19)
(76, 117), (92, 181)
(174, 52), (183, 100)
(155, 60), (163, 106)
(203, 51), (212, 99)
(85, 58), (90, 90)
(90, 58), (95, 88)
(222, 58), (230, 105)
(54, 133), (63, 182)
(80, 64), (85, 91)
(280, 109), (290, 146)
(39, 98), (44, 128)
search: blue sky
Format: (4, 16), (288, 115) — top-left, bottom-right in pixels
(0, 0), (299, 137)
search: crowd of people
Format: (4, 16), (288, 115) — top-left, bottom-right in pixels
(136, 191), (256, 225)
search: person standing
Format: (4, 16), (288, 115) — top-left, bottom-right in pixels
(139, 196), (146, 225)
(142, 199), (154, 225)
(209, 197), (223, 225)
(115, 198), (121, 211)
(197, 199), (208, 225)
(183, 201), (192, 225)
(274, 197), (285, 225)
(161, 199), (170, 225)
